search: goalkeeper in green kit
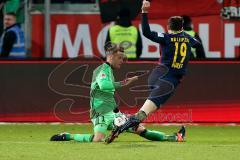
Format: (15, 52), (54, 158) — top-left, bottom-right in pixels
(50, 42), (181, 143)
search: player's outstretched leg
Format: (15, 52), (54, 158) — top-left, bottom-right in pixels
(106, 125), (186, 144)
(50, 133), (93, 142)
(137, 125), (186, 142)
(140, 129), (176, 141)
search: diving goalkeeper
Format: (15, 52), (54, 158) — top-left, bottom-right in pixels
(50, 42), (182, 143)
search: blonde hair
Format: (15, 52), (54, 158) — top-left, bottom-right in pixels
(104, 42), (124, 55)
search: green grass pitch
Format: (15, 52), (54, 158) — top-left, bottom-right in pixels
(0, 124), (239, 160)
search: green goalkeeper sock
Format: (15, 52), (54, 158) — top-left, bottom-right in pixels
(140, 129), (176, 141)
(65, 133), (93, 142)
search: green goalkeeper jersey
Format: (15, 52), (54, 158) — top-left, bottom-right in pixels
(90, 62), (122, 119)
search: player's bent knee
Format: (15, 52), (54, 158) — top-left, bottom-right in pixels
(92, 132), (106, 142)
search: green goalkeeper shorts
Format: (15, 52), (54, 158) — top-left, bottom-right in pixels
(91, 111), (135, 135)
(91, 111), (115, 135)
